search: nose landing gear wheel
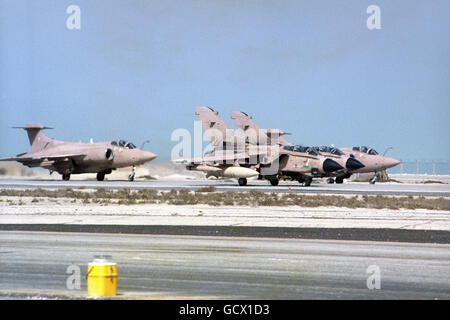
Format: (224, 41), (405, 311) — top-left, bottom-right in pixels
(369, 176), (377, 184)
(129, 166), (136, 181)
(62, 174), (70, 181)
(96, 172), (105, 181)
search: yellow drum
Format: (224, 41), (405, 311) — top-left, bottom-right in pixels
(87, 256), (117, 297)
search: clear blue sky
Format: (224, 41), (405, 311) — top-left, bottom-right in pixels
(1, 0), (449, 161)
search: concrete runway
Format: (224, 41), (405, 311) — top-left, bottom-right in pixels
(1, 178), (449, 300)
(1, 231), (449, 300)
(1, 178), (449, 197)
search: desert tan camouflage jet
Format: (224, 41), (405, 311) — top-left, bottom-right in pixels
(231, 111), (400, 184)
(176, 107), (344, 186)
(174, 107), (262, 185)
(339, 146), (400, 183)
(231, 111), (357, 185)
(308, 146), (365, 183)
(0, 123), (157, 181)
(262, 144), (346, 186)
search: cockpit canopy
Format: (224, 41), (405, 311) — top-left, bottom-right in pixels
(111, 140), (137, 149)
(316, 146), (344, 156)
(283, 145), (319, 156)
(352, 146), (378, 155)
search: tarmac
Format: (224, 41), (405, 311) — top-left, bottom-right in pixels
(1, 231), (449, 300)
(0, 178), (449, 197)
(0, 176), (449, 299)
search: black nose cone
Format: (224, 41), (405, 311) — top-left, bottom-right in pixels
(346, 157), (365, 170)
(323, 158), (344, 173)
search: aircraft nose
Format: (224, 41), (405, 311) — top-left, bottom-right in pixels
(384, 157), (401, 169)
(346, 157), (365, 170)
(144, 151), (157, 162)
(136, 150), (157, 163)
(323, 158), (344, 173)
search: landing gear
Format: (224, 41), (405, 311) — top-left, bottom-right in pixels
(369, 174), (378, 184)
(335, 177), (344, 184)
(269, 179), (279, 186)
(128, 166), (136, 182)
(62, 174), (70, 181)
(304, 177), (312, 187)
(327, 178), (335, 184)
(238, 178), (247, 186)
(297, 176), (312, 186)
(96, 172), (105, 181)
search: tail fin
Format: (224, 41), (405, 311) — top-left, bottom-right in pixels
(195, 106), (234, 148)
(230, 111), (260, 132)
(12, 123), (53, 153)
(230, 111), (292, 146)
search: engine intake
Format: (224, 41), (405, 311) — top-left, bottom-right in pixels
(105, 148), (114, 160)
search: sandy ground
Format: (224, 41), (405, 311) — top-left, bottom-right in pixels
(388, 174), (450, 184)
(1, 162), (449, 232)
(1, 199), (449, 231)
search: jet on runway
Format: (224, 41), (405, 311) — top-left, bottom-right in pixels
(340, 146), (401, 183)
(176, 107), (345, 186)
(0, 123), (157, 181)
(174, 107), (261, 185)
(230, 111), (400, 184)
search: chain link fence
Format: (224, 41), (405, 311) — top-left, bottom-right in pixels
(389, 161), (450, 175)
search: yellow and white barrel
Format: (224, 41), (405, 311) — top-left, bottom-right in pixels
(87, 256), (117, 297)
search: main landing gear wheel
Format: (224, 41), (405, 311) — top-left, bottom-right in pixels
(62, 174), (70, 181)
(304, 177), (312, 187)
(269, 179), (279, 186)
(96, 172), (105, 181)
(335, 177), (344, 184)
(238, 178), (247, 186)
(327, 178), (335, 184)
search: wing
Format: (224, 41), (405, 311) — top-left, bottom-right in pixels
(42, 154), (86, 161)
(173, 144), (281, 165)
(0, 153), (86, 165)
(172, 152), (248, 165)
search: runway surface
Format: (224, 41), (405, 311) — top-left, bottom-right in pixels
(1, 178), (449, 197)
(1, 178), (449, 300)
(1, 231), (449, 300)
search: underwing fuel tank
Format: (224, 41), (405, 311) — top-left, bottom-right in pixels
(189, 165), (223, 172)
(222, 166), (259, 178)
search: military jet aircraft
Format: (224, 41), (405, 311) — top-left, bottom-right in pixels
(0, 123), (157, 181)
(176, 107), (345, 186)
(230, 111), (400, 184)
(265, 144), (345, 186)
(231, 111), (360, 185)
(339, 146), (401, 183)
(308, 146), (365, 184)
(174, 107), (262, 185)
